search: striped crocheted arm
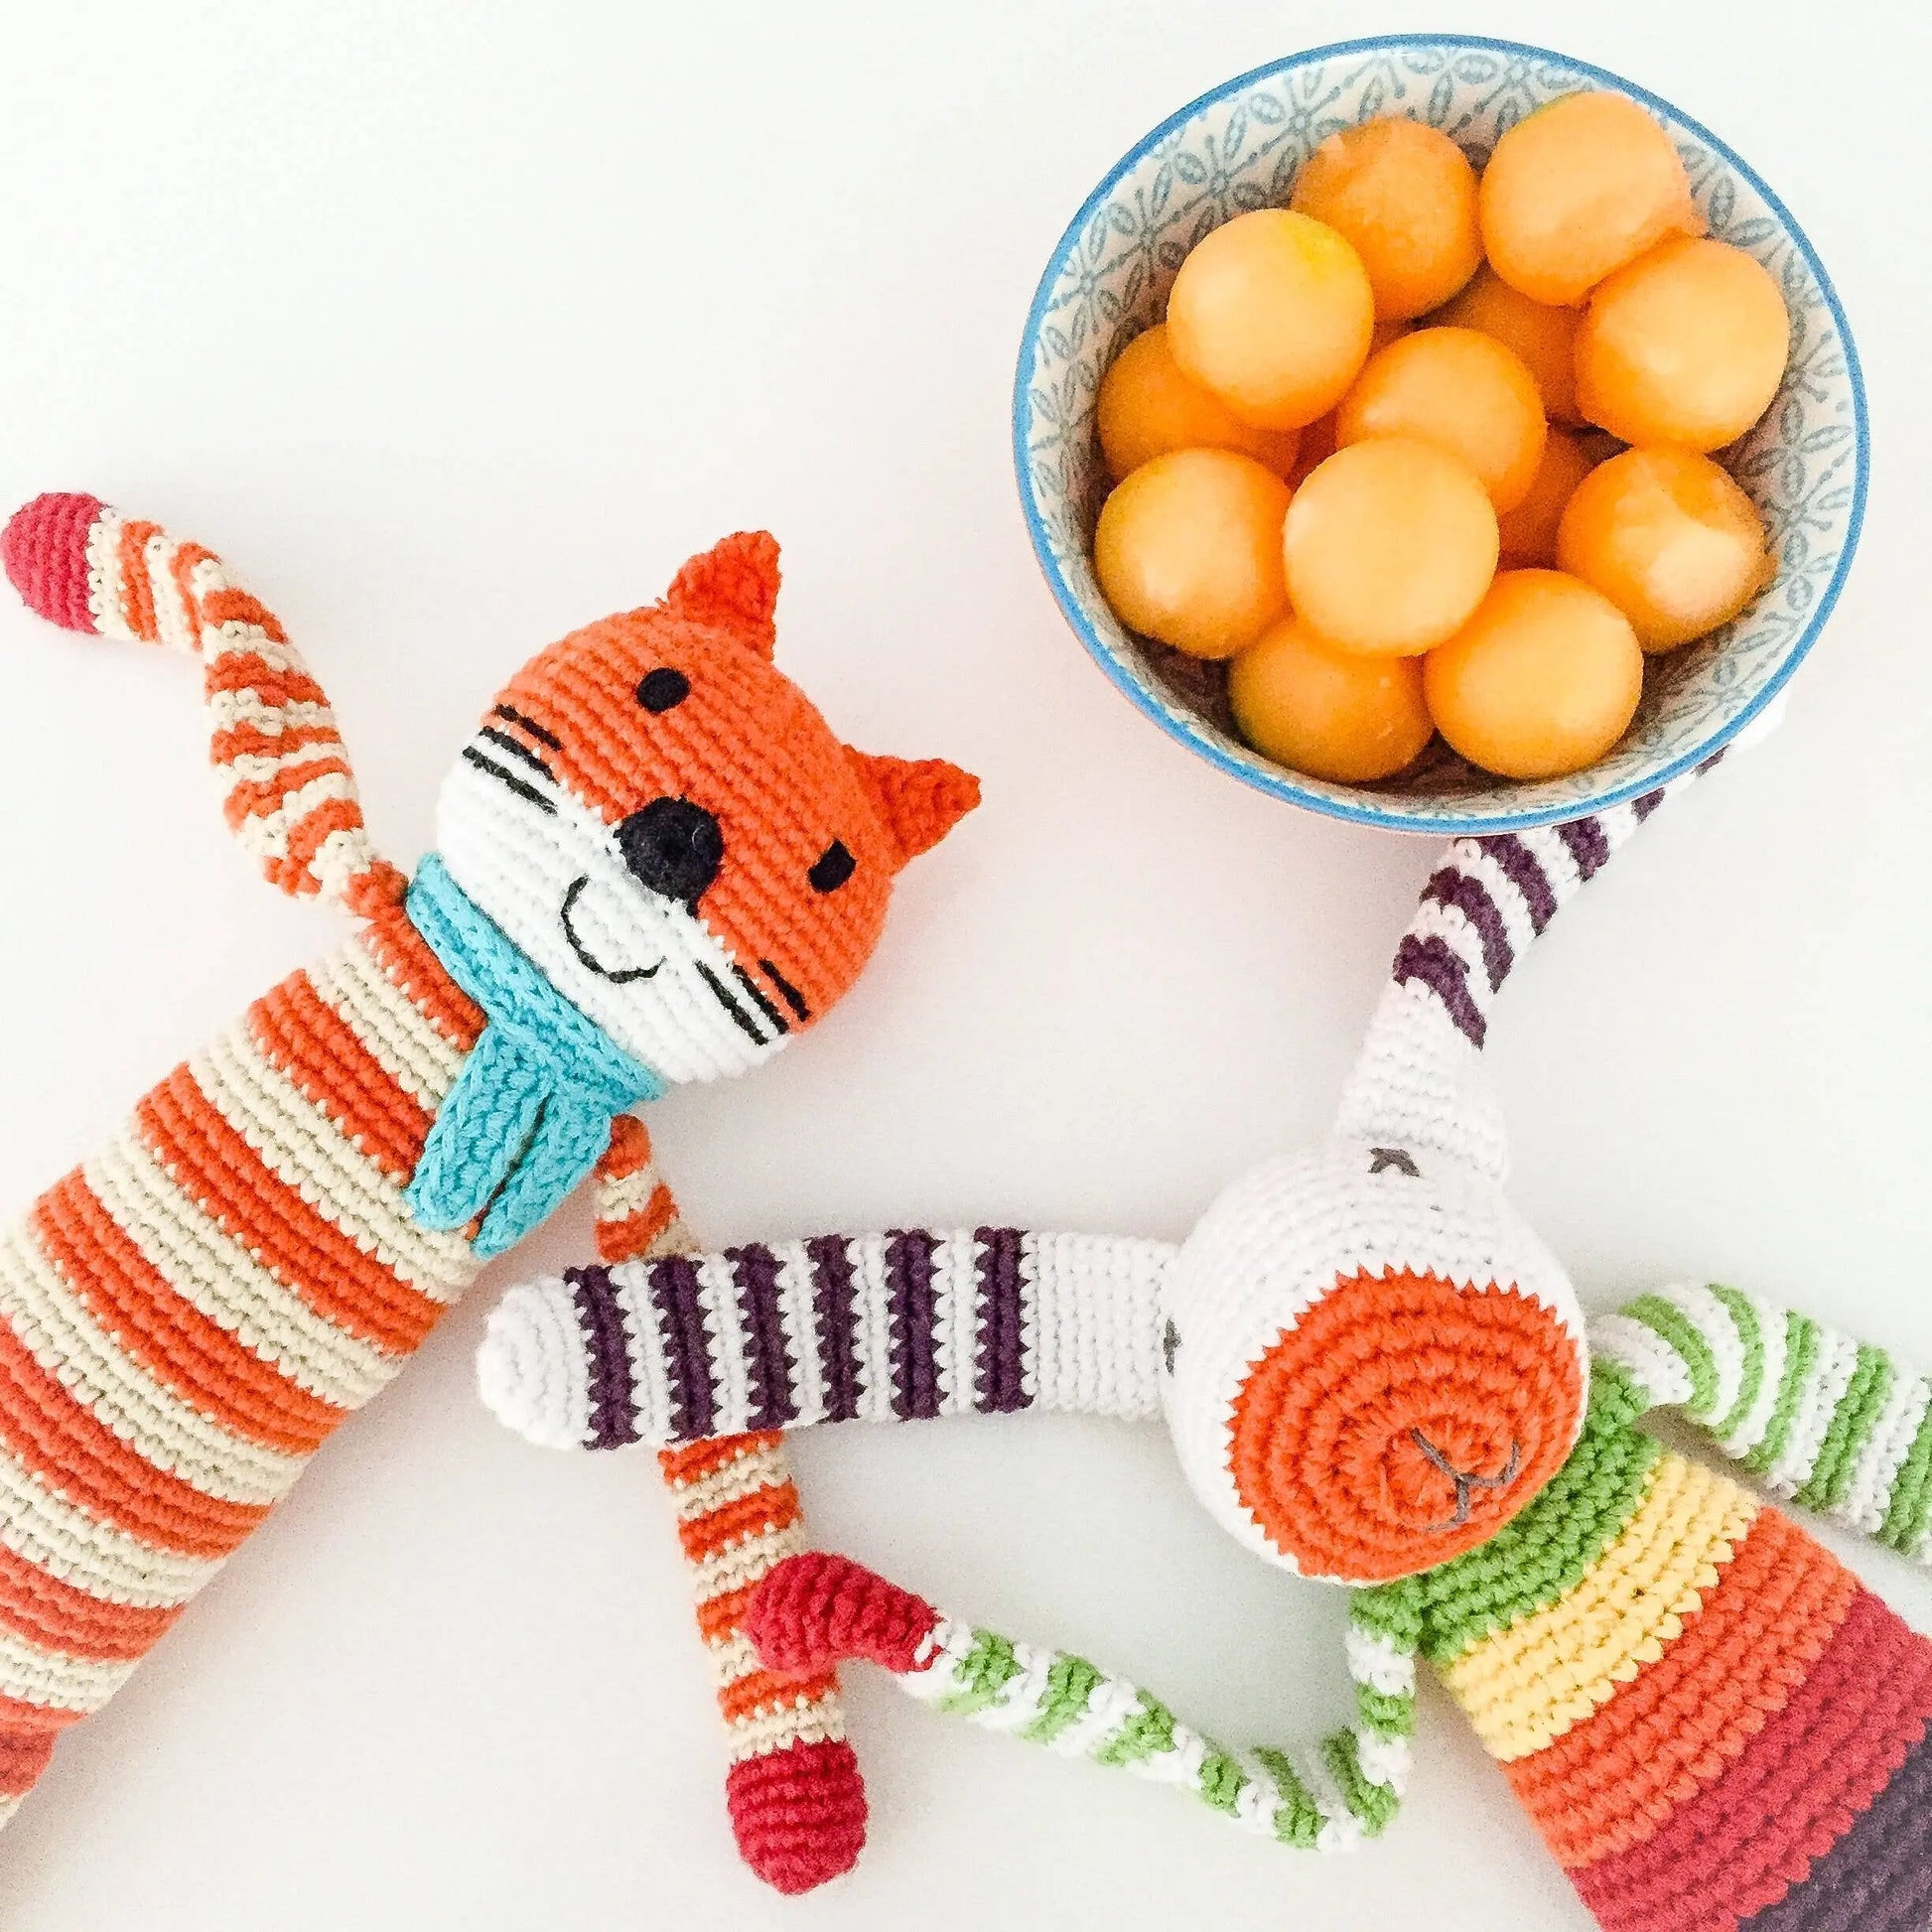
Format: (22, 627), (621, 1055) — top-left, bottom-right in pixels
(745, 1554), (1415, 1851)
(479, 1227), (1173, 1449)
(2, 493), (403, 918)
(1594, 1284), (1932, 1564)
(1336, 777), (1699, 1177)
(589, 1120), (865, 1894)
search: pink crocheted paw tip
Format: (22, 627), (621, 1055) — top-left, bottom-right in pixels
(2, 492), (105, 633)
(746, 1552), (938, 1677)
(727, 1737), (868, 1894)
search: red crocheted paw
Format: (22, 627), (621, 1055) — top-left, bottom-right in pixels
(745, 1551), (938, 1677)
(727, 1737), (867, 1894)
(2, 492), (105, 633)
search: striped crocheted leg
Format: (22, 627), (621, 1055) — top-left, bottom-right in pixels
(2, 494), (404, 918)
(592, 1121), (864, 1894)
(1595, 1284), (1932, 1564)
(748, 1553), (1415, 1851)
(479, 1226), (1173, 1447)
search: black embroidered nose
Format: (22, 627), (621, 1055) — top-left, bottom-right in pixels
(616, 797), (724, 904)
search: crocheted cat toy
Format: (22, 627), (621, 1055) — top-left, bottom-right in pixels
(0, 493), (977, 1890)
(484, 778), (1931, 1930)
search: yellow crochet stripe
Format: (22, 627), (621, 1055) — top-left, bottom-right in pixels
(1444, 1449), (1756, 1761)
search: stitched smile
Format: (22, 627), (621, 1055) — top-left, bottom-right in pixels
(559, 877), (662, 984)
(1410, 1429), (1522, 1532)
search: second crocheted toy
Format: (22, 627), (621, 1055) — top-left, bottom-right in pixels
(0, 494), (978, 1888)
(485, 774), (1930, 1929)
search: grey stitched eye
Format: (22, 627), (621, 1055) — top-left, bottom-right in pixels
(1162, 1319), (1180, 1374)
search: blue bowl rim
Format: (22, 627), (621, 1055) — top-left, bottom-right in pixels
(1011, 32), (1870, 835)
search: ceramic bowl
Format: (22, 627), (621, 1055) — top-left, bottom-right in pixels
(1013, 34), (1868, 833)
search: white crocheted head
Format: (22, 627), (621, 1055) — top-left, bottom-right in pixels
(434, 532), (977, 1084)
(1159, 1138), (1587, 1584)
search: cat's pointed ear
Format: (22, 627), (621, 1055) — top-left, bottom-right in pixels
(662, 530), (780, 656)
(847, 751), (981, 868)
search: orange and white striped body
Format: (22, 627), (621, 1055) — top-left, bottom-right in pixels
(0, 902), (482, 1817)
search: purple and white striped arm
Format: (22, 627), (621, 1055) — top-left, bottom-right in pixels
(477, 1229), (1175, 1450)
(1335, 774), (1703, 1178)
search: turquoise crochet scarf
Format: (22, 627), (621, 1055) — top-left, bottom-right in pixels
(404, 854), (667, 1258)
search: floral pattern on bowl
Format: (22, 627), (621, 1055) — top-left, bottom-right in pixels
(1013, 34), (1868, 833)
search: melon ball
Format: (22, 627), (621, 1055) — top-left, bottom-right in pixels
(1556, 445), (1771, 650)
(1229, 615), (1435, 782)
(1289, 116), (1481, 321)
(1336, 327), (1548, 511)
(1478, 90), (1701, 305)
(1096, 325), (1303, 482)
(1430, 264), (1583, 423)
(1092, 448), (1292, 657)
(1424, 569), (1644, 778)
(1497, 428), (1597, 567)
(1282, 437), (1498, 656)
(1575, 237), (1790, 451)
(1167, 209), (1376, 429)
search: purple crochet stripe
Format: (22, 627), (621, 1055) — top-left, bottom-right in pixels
(973, 1227), (1031, 1414)
(1557, 815), (1611, 881)
(566, 1266), (640, 1449)
(1422, 863), (1514, 993)
(807, 1235), (862, 1424)
(647, 1254), (717, 1442)
(728, 1243), (797, 1432)
(1744, 1721), (1932, 1931)
(1394, 932), (1486, 1048)
(886, 1229), (943, 1420)
(1480, 832), (1560, 933)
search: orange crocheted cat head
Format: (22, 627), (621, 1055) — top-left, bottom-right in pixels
(436, 532), (978, 1083)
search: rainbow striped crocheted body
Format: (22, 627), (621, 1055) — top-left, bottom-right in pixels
(0, 901), (488, 1813)
(1368, 1367), (1932, 1931)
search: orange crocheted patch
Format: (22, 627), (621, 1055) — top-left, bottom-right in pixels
(1511, 1505), (1860, 1868)
(1228, 1270), (1586, 1582)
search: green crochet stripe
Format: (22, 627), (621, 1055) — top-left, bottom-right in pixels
(1744, 1313), (1818, 1476)
(1322, 1729), (1400, 1837)
(1627, 1294), (1719, 1416)
(1879, 1399), (1932, 1556)
(938, 1629), (1024, 1715)
(1797, 1344), (1892, 1513)
(1020, 1651), (1101, 1745)
(1406, 1364), (1658, 1666)
(1355, 1685), (1415, 1738)
(1709, 1286), (1764, 1441)
(1251, 1747), (1325, 1847)
(1195, 1747), (1247, 1816)
(1092, 1690), (1175, 1767)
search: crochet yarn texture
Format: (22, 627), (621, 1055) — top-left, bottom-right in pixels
(484, 779), (1931, 1929)
(0, 495), (977, 1888)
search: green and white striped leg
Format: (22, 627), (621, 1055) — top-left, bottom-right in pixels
(745, 1552), (1416, 1851)
(1592, 1284), (1932, 1562)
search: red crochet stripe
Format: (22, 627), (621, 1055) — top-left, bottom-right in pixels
(1575, 1586), (1932, 1931)
(2, 492), (105, 632)
(746, 1551), (939, 1677)
(725, 1738), (866, 1894)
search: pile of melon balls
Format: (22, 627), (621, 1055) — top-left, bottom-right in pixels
(1091, 91), (1790, 784)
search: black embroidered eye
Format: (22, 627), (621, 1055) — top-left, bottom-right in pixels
(808, 840), (856, 894)
(637, 667), (691, 713)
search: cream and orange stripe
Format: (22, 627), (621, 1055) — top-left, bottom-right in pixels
(0, 913), (482, 1824)
(590, 1121), (866, 1892)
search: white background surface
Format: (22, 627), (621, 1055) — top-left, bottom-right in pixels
(0, 2), (1927, 1927)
